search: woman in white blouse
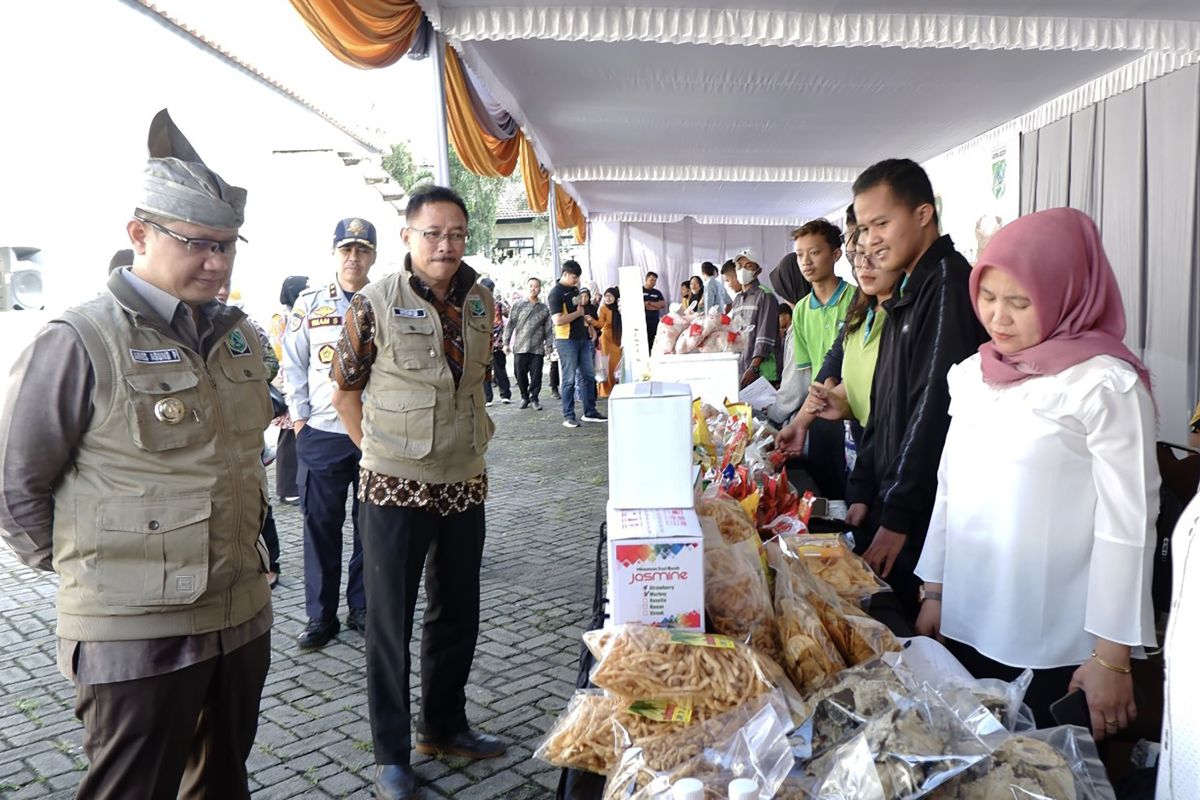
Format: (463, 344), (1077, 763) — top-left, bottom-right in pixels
(914, 207), (1159, 740)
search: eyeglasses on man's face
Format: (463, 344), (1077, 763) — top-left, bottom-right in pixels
(137, 217), (243, 256)
(409, 227), (467, 245)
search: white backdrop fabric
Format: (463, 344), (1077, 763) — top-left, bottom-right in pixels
(588, 219), (794, 304)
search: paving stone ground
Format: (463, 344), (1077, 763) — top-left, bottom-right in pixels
(0, 393), (610, 799)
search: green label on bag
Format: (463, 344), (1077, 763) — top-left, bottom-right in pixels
(668, 631), (736, 649)
(626, 699), (694, 723)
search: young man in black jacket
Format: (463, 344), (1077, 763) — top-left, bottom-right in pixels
(845, 158), (988, 621)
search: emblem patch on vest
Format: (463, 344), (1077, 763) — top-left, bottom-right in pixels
(176, 575), (195, 593)
(154, 397), (187, 425)
(318, 344), (335, 365)
(312, 304), (335, 317)
(225, 329), (252, 357)
(393, 307), (427, 318)
(129, 347), (181, 364)
(468, 296), (487, 317)
(289, 312), (303, 332)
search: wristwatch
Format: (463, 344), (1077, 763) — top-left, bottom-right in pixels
(918, 585), (942, 603)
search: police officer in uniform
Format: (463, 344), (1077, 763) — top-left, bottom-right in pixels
(282, 218), (376, 648)
(0, 110), (272, 799)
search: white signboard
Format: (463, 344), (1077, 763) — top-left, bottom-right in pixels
(618, 264), (652, 382)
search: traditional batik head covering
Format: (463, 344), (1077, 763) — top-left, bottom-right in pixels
(139, 109), (246, 229)
(971, 207), (1151, 391)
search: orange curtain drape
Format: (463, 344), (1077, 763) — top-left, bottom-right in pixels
(289, 0), (423, 68)
(444, 45), (520, 177)
(520, 131), (586, 242)
(519, 134), (549, 213)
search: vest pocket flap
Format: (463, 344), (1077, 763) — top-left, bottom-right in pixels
(217, 357), (267, 383)
(98, 495), (212, 534)
(125, 370), (200, 395)
(394, 316), (436, 336)
(378, 389), (437, 412)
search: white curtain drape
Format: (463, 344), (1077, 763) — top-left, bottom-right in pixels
(589, 219), (795, 303)
(1021, 63), (1200, 441)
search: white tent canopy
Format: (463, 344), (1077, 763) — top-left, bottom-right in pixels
(422, 1), (1200, 224)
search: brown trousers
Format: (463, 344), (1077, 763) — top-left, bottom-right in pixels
(72, 632), (271, 800)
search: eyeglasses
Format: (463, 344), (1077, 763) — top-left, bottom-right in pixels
(409, 227), (468, 245)
(137, 217), (243, 256)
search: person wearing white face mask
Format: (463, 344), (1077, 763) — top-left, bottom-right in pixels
(729, 249), (781, 389)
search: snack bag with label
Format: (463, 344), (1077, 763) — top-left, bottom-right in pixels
(584, 625), (803, 721)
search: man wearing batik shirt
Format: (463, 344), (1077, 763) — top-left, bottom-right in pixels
(330, 186), (503, 800)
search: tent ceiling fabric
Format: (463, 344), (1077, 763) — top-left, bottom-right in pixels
(420, 1), (1200, 223)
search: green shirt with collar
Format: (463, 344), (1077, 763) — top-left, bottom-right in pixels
(792, 279), (853, 369)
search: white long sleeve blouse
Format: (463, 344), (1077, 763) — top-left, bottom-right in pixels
(1158, 492), (1200, 799)
(915, 353), (1159, 669)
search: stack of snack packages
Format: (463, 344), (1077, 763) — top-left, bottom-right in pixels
(652, 306), (748, 356)
(537, 397), (1118, 799)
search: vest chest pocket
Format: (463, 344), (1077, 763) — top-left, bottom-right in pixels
(368, 388), (436, 459)
(95, 494), (210, 606)
(389, 315), (437, 370)
(124, 371), (208, 452)
(216, 355), (273, 433)
(465, 317), (492, 367)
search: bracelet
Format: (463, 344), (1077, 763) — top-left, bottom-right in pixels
(1091, 650), (1132, 674)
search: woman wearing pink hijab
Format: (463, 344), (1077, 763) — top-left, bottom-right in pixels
(914, 207), (1159, 740)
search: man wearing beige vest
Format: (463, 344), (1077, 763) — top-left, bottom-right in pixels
(0, 110), (273, 799)
(330, 185), (504, 799)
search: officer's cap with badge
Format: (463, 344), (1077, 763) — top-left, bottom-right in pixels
(334, 218), (376, 251)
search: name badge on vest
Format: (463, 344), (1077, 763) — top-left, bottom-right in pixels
(393, 307), (427, 319)
(129, 347), (181, 364)
(467, 296), (487, 317)
(225, 330), (252, 358)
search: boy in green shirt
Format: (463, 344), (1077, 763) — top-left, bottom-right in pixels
(792, 219), (854, 371)
(784, 218), (854, 498)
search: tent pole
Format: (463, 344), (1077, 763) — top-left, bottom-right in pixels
(430, 32), (452, 188)
(548, 181), (562, 277)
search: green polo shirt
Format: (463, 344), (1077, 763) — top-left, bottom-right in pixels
(842, 306), (888, 425)
(792, 279), (853, 369)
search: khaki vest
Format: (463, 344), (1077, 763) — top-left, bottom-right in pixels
(52, 277), (273, 641)
(358, 267), (495, 484)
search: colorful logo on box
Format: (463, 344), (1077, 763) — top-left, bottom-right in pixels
(615, 541), (700, 567)
(656, 611), (703, 629)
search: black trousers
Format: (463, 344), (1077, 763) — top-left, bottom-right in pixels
(275, 427), (299, 499)
(297, 426), (365, 621)
(852, 505), (923, 625)
(483, 350), (511, 401)
(260, 504), (281, 574)
(549, 360), (560, 395)
(943, 638), (1078, 728)
(803, 417), (847, 500)
(73, 632), (271, 800)
(513, 352), (545, 401)
(360, 502), (486, 765)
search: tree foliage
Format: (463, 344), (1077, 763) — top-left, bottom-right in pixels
(382, 140), (512, 258)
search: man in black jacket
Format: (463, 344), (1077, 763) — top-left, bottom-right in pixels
(845, 158), (988, 620)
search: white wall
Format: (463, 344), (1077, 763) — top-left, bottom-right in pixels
(0, 0), (410, 328)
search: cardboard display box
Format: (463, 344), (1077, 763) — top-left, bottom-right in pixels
(649, 352), (740, 411)
(608, 536), (704, 630)
(608, 381), (694, 509)
(606, 504), (705, 630)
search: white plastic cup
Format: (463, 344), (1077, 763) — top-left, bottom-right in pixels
(728, 777), (759, 800)
(671, 777), (706, 800)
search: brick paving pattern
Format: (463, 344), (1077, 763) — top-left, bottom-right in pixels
(0, 395), (609, 798)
